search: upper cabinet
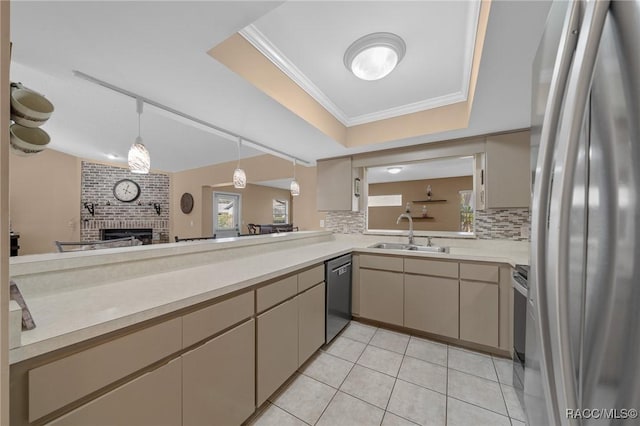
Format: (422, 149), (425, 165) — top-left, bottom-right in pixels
(316, 130), (530, 213)
(479, 131), (530, 209)
(317, 157), (353, 211)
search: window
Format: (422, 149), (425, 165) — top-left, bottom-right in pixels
(367, 194), (402, 207)
(459, 190), (474, 232)
(273, 199), (289, 224)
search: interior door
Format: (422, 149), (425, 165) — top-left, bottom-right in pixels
(213, 192), (241, 238)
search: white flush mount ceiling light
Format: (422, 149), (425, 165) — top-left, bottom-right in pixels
(290, 159), (300, 197)
(387, 166), (403, 174)
(344, 32), (406, 81)
(233, 137), (247, 189)
(128, 98), (150, 174)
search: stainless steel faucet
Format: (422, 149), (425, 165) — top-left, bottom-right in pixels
(427, 236), (433, 247)
(396, 213), (414, 245)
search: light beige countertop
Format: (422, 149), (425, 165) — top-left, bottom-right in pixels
(9, 232), (528, 364)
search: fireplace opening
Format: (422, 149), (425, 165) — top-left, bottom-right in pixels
(101, 228), (153, 245)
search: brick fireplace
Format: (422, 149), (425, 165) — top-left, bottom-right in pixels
(101, 228), (153, 245)
(80, 161), (170, 243)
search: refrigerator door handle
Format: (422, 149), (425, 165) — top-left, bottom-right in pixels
(531, 1), (582, 424)
(548, 0), (610, 423)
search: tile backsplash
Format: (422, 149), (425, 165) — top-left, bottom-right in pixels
(324, 211), (366, 234)
(324, 208), (530, 241)
(474, 208), (530, 241)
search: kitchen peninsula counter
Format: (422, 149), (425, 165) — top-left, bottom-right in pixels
(9, 231), (528, 364)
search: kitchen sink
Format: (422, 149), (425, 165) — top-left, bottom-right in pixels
(406, 245), (449, 253)
(368, 242), (413, 250)
(369, 242), (449, 253)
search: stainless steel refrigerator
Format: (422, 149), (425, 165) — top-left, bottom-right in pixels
(528, 0), (640, 425)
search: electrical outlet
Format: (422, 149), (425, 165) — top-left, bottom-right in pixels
(320, 220), (325, 228)
(520, 224), (531, 239)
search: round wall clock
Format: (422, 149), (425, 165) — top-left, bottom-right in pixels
(113, 179), (141, 203)
(180, 192), (194, 214)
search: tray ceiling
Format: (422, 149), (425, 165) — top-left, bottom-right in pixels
(242, 1), (481, 126)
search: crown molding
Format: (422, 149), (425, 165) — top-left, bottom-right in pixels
(240, 25), (351, 126)
(346, 91), (467, 126)
(460, 1), (481, 101)
(240, 2), (480, 128)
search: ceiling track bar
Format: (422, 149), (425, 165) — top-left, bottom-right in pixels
(72, 70), (311, 166)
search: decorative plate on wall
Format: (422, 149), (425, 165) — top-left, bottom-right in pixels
(180, 192), (194, 214)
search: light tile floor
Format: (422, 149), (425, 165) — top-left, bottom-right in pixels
(249, 321), (526, 426)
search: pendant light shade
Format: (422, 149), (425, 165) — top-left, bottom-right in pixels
(128, 98), (150, 174)
(290, 159), (300, 196)
(233, 168), (246, 189)
(233, 137), (247, 188)
(128, 136), (150, 174)
(290, 179), (300, 197)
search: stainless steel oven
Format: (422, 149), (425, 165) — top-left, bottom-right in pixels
(512, 264), (529, 403)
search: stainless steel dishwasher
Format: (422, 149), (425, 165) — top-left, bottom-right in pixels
(325, 254), (352, 343)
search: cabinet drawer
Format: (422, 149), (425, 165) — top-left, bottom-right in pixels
(49, 358), (182, 426)
(359, 254), (403, 272)
(404, 258), (458, 278)
(460, 263), (499, 283)
(182, 291), (254, 348)
(29, 318), (182, 422)
(298, 264), (324, 292)
(257, 275), (297, 313)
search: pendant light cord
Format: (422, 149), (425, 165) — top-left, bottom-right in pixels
(293, 159), (297, 180)
(136, 98), (144, 140)
(237, 138), (242, 168)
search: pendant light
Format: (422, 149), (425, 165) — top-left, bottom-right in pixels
(290, 159), (300, 197)
(233, 137), (247, 188)
(128, 98), (150, 174)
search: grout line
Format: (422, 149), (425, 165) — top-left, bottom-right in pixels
(312, 388), (339, 426)
(351, 361), (399, 381)
(254, 402), (312, 426)
(447, 364), (500, 383)
(271, 373), (336, 426)
(403, 352), (448, 369)
(447, 394), (512, 420)
(492, 356), (511, 418)
(381, 330), (413, 418)
(445, 346), (449, 425)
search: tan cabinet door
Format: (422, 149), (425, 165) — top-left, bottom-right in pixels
(485, 131), (530, 208)
(298, 282), (326, 366)
(316, 157), (352, 211)
(460, 280), (499, 347)
(182, 319), (255, 426)
(404, 274), (459, 339)
(49, 358), (182, 426)
(257, 298), (299, 406)
(359, 268), (403, 326)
